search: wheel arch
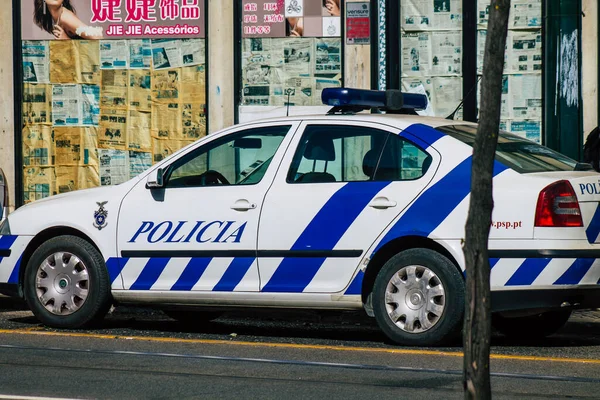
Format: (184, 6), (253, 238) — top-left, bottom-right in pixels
(18, 226), (103, 292)
(361, 235), (463, 304)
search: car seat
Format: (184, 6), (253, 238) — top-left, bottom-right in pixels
(295, 136), (337, 183)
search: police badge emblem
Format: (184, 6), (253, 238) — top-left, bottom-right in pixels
(93, 201), (108, 231)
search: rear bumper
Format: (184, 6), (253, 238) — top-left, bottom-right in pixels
(492, 287), (600, 313)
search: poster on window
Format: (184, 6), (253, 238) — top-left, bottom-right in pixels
(242, 0), (341, 38)
(22, 0), (205, 41)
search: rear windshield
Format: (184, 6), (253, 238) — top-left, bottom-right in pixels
(437, 125), (578, 173)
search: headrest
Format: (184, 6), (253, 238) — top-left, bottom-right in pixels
(362, 149), (378, 177)
(304, 136), (336, 161)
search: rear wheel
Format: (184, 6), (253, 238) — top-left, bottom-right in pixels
(372, 248), (464, 346)
(24, 235), (112, 328)
(163, 309), (223, 326)
(492, 310), (572, 339)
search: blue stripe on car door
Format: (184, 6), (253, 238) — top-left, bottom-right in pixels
(106, 257), (128, 285)
(373, 158), (507, 254)
(505, 258), (552, 286)
(586, 205), (600, 243)
(171, 257), (213, 291)
(213, 257), (255, 292)
(554, 258), (596, 285)
(130, 258), (170, 290)
(7, 255), (23, 284)
(262, 181), (390, 293)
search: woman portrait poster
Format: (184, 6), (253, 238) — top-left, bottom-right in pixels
(33, 0), (103, 40)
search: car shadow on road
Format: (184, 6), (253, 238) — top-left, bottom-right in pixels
(4, 304), (600, 349)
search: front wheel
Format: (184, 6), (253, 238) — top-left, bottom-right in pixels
(372, 248), (465, 346)
(492, 310), (572, 339)
(24, 235), (112, 328)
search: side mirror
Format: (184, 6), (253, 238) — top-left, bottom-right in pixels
(146, 167), (165, 189)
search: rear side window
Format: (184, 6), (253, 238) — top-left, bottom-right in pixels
(287, 125), (432, 183)
(437, 125), (578, 173)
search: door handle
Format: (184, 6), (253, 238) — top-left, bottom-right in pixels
(369, 197), (397, 209)
(231, 199), (257, 211)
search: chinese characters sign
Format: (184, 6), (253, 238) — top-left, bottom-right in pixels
(22, 0), (205, 40)
(242, 0), (341, 38)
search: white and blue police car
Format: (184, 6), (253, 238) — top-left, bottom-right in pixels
(1, 88), (600, 346)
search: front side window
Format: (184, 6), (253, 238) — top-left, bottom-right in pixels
(287, 125), (432, 183)
(166, 125), (290, 188)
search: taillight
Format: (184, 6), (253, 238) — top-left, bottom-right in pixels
(534, 180), (582, 227)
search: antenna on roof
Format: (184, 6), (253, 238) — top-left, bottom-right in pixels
(285, 88), (293, 117)
(446, 76), (482, 120)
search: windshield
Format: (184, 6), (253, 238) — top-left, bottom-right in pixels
(436, 125), (579, 173)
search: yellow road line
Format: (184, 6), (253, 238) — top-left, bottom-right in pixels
(1, 329), (599, 365)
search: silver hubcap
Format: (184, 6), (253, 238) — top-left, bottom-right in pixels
(35, 252), (89, 316)
(385, 265), (445, 333)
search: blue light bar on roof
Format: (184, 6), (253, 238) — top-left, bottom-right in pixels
(321, 88), (428, 111)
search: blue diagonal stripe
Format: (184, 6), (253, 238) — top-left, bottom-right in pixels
(213, 257), (255, 292)
(263, 181), (389, 293)
(401, 123), (446, 148)
(7, 255), (23, 285)
(505, 258), (552, 286)
(172, 257), (213, 291)
(130, 258), (170, 290)
(0, 235), (18, 251)
(373, 158), (507, 254)
(345, 270), (364, 295)
(586, 204), (600, 243)
(106, 257), (127, 285)
(554, 258), (596, 285)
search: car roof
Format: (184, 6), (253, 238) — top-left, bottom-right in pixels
(240, 113), (479, 131)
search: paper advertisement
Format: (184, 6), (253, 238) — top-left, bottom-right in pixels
(152, 69), (181, 103)
(99, 109), (128, 149)
(99, 149), (129, 186)
(22, 41), (50, 84)
(23, 166), (54, 203)
(401, 0), (462, 31)
(100, 70), (129, 109)
(129, 70), (152, 111)
(23, 125), (53, 166)
(129, 151), (153, 177)
(23, 84), (52, 125)
(56, 166), (99, 194)
(127, 110), (153, 152)
(100, 40), (129, 69)
(152, 103), (182, 140)
(129, 39), (153, 69)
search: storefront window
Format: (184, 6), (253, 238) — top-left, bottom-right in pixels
(20, 0), (206, 203)
(240, 0), (342, 117)
(399, 0), (463, 119)
(477, 0), (542, 142)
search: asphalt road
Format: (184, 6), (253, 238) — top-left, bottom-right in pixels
(1, 296), (600, 399)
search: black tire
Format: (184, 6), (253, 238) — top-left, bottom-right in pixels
(163, 309), (223, 326)
(24, 235), (112, 329)
(372, 248), (464, 346)
(492, 310), (572, 339)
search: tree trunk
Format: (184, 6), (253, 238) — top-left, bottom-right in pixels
(463, 1), (511, 399)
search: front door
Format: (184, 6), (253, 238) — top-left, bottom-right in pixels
(257, 121), (437, 294)
(116, 122), (297, 292)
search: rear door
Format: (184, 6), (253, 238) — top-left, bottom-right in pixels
(257, 120), (437, 294)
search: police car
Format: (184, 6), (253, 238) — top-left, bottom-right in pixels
(1, 88), (600, 346)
